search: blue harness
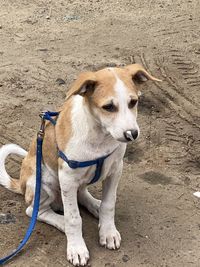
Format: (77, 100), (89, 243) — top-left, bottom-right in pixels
(0, 111), (115, 265)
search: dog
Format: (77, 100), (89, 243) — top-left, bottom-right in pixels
(0, 64), (160, 266)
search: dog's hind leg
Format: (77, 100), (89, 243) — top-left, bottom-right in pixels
(78, 186), (101, 218)
(26, 187), (65, 232)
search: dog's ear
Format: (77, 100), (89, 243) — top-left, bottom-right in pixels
(66, 72), (97, 100)
(125, 64), (161, 84)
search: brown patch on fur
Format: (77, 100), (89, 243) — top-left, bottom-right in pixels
(20, 154), (36, 202)
(66, 72), (97, 100)
(89, 69), (117, 107)
(9, 147), (36, 197)
(56, 98), (73, 152)
(43, 121), (58, 172)
(10, 177), (23, 194)
(25, 186), (34, 206)
(125, 64), (161, 82)
(58, 158), (63, 169)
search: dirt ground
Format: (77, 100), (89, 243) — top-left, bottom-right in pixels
(0, 0), (200, 266)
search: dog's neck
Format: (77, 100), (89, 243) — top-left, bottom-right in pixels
(62, 95), (120, 161)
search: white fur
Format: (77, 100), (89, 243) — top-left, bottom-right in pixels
(0, 144), (27, 189)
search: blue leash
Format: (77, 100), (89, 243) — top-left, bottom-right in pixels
(0, 116), (44, 265)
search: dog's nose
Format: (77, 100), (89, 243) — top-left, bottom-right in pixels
(124, 130), (138, 141)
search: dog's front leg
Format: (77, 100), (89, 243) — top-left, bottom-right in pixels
(59, 167), (89, 266)
(99, 161), (123, 250)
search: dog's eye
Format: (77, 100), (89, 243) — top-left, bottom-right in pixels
(128, 99), (138, 109)
(102, 103), (117, 112)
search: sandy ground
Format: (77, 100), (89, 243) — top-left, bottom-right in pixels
(0, 0), (200, 266)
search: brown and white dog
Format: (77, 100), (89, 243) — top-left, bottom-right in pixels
(0, 64), (160, 266)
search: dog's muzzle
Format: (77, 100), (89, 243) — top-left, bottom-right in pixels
(124, 130), (138, 141)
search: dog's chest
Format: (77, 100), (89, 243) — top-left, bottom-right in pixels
(62, 143), (126, 185)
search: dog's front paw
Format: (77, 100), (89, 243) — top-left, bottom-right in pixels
(67, 242), (89, 266)
(99, 224), (121, 250)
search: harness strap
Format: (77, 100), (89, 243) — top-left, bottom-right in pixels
(58, 150), (98, 169)
(58, 150), (111, 184)
(0, 134), (43, 265)
(90, 158), (104, 184)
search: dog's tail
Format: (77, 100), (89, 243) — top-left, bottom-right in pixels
(0, 144), (28, 194)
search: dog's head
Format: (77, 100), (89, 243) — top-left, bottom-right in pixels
(66, 64), (161, 143)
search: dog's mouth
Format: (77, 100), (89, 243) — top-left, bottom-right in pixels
(116, 137), (132, 143)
